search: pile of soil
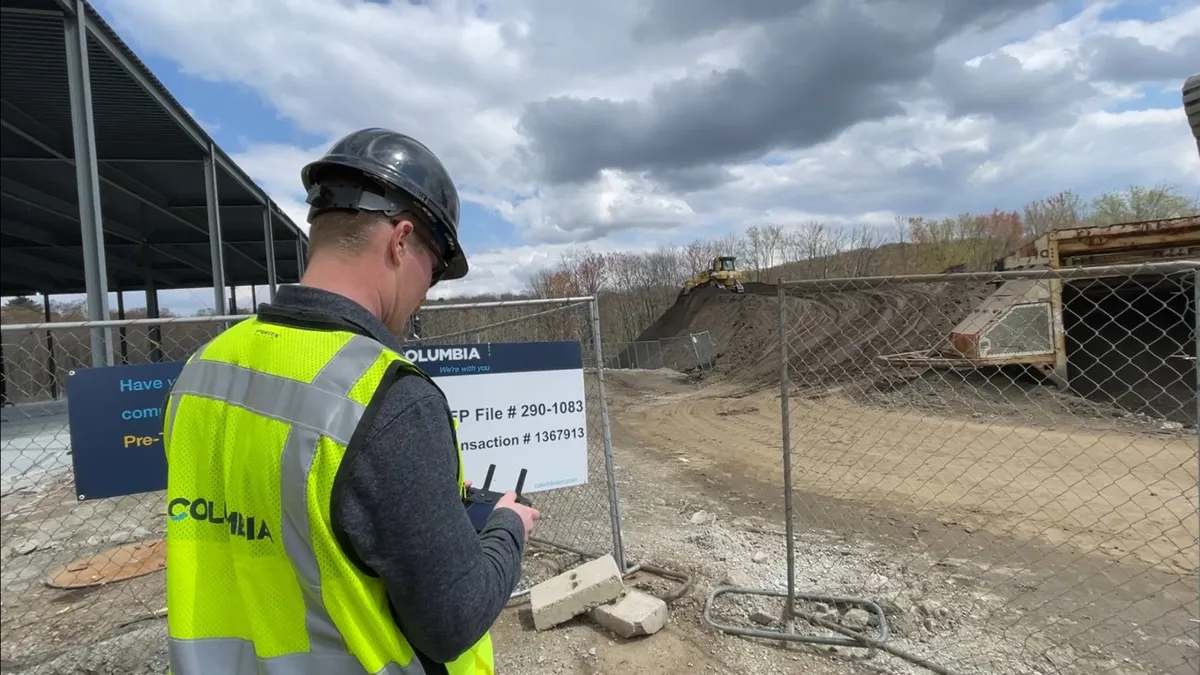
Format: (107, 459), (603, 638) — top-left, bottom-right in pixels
(631, 281), (993, 390)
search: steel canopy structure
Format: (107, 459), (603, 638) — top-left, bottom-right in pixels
(0, 0), (309, 365)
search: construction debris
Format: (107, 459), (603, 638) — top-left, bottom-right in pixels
(529, 554), (625, 631)
(591, 590), (669, 638)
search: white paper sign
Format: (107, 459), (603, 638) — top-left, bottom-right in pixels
(405, 342), (589, 494)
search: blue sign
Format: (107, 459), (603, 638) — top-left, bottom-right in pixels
(66, 360), (185, 501)
(403, 341), (582, 377)
(64, 341), (585, 500)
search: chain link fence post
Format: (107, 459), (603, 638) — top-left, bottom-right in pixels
(1, 302), (639, 667)
(704, 261), (1198, 675)
(415, 297), (628, 584)
(588, 297), (627, 572)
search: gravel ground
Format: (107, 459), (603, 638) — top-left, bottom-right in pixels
(2, 368), (1194, 675)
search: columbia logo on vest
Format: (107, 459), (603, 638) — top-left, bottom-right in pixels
(167, 497), (275, 542)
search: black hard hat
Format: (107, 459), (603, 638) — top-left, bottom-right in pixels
(301, 127), (468, 282)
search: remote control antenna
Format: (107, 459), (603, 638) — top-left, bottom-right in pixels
(482, 464), (496, 492)
(515, 469), (527, 497)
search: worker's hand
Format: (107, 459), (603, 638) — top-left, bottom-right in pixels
(496, 491), (539, 541)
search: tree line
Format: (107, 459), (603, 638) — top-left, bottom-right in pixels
(1, 184), (1195, 404)
(510, 184), (1198, 344)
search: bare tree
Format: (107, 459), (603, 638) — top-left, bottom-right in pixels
(1022, 190), (1086, 236)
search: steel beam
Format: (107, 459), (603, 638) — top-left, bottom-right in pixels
(263, 207), (278, 298)
(296, 238), (307, 278)
(143, 247), (164, 363)
(0, 157), (201, 164)
(169, 203), (268, 211)
(2, 117), (269, 275)
(48, 0), (307, 248)
(6, 249), (83, 282)
(64, 0), (112, 367)
(42, 292), (59, 400)
(0, 177), (211, 276)
(65, 1), (267, 199)
(203, 145), (228, 315)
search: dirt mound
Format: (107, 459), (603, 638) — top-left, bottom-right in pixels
(632, 281), (992, 389)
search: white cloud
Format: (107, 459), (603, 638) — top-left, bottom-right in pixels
(95, 0), (1200, 300)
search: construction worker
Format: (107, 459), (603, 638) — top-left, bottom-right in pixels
(161, 127), (539, 674)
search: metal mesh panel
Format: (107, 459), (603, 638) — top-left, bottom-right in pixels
(979, 301), (1055, 357)
(704, 262), (1198, 675)
(604, 330), (718, 373)
(0, 300), (627, 669)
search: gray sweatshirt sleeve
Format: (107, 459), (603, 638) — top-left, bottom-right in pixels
(330, 375), (526, 663)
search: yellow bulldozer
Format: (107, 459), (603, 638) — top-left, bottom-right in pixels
(680, 256), (746, 296)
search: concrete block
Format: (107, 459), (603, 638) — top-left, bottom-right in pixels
(591, 590), (669, 638)
(530, 553), (624, 631)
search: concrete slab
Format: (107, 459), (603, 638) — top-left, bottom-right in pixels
(530, 553), (624, 631)
(592, 589), (669, 638)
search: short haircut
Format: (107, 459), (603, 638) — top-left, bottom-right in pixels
(306, 167), (437, 258)
(308, 208), (387, 254)
(308, 208), (437, 259)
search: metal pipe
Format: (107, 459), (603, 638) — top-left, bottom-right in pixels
(64, 0), (113, 367)
(2, 315), (252, 332)
(0, 341), (6, 406)
(778, 283), (796, 621)
(144, 268), (163, 362)
(422, 296), (597, 312)
(780, 260), (1200, 290)
(42, 293), (58, 399)
(295, 238), (306, 279)
(263, 207), (278, 298)
(0, 296), (602, 331)
(203, 144), (228, 317)
(116, 290), (128, 364)
(589, 298), (626, 572)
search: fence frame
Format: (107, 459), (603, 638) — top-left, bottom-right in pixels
(0, 297), (646, 600)
(702, 260), (1200, 674)
(603, 330), (718, 373)
(419, 295), (630, 574)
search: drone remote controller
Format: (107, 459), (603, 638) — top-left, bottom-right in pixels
(463, 464), (532, 532)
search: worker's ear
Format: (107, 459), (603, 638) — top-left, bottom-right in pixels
(387, 217), (417, 266)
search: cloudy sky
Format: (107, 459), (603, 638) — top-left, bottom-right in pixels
(55, 0), (1200, 313)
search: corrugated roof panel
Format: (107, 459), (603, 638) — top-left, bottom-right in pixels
(1, 0), (306, 296)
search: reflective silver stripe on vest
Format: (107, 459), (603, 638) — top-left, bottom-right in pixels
(168, 637), (413, 675)
(168, 334), (425, 675)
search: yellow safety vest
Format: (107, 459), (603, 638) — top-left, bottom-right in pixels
(161, 312), (494, 675)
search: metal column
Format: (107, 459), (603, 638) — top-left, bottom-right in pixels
(115, 290), (128, 364)
(42, 293), (58, 399)
(203, 144), (228, 316)
(145, 282), (163, 363)
(263, 207), (278, 298)
(295, 238), (307, 278)
(142, 243), (163, 362)
(64, 1), (113, 367)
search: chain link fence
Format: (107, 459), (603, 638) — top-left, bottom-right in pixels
(0, 298), (627, 672)
(603, 330), (718, 372)
(706, 261), (1198, 675)
(1, 315), (231, 673)
(416, 297), (626, 580)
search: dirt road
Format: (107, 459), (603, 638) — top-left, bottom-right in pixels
(2, 368), (1195, 675)
(535, 368), (1194, 675)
